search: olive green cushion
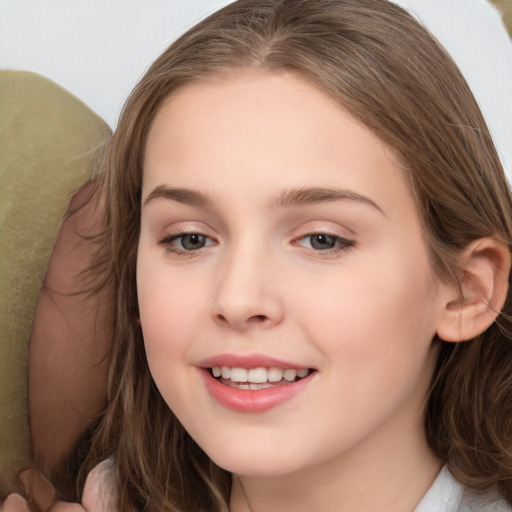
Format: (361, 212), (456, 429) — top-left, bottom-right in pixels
(0, 71), (110, 496)
(489, 0), (512, 36)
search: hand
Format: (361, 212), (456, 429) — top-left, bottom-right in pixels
(2, 493), (31, 512)
(2, 493), (87, 512)
(1, 460), (115, 512)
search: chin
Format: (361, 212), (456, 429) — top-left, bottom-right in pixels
(213, 458), (297, 477)
(201, 441), (309, 477)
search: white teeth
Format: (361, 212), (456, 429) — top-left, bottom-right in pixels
(248, 367), (267, 383)
(237, 382), (274, 390)
(211, 365), (310, 384)
(267, 367), (283, 382)
(283, 369), (297, 382)
(230, 367), (248, 382)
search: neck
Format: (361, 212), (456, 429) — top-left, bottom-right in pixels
(229, 409), (441, 512)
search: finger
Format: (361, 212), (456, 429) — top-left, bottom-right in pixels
(18, 468), (58, 512)
(2, 494), (31, 512)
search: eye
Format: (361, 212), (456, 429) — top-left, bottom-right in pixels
(159, 232), (216, 253)
(307, 234), (337, 250)
(178, 233), (208, 250)
(295, 233), (354, 253)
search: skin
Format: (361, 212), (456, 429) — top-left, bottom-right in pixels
(2, 464), (110, 512)
(137, 72), (456, 512)
(29, 183), (110, 472)
(4, 183), (110, 512)
(4, 72), (509, 512)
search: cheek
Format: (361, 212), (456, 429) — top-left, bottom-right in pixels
(137, 257), (206, 363)
(136, 261), (209, 412)
(296, 248), (437, 373)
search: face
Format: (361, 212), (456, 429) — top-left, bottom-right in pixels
(137, 72), (449, 478)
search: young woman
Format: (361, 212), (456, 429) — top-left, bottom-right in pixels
(6, 0), (512, 510)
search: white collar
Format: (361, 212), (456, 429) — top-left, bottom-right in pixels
(414, 466), (510, 512)
(414, 466), (464, 512)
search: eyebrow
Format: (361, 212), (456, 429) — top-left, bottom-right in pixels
(268, 187), (384, 214)
(143, 185), (215, 208)
(143, 185), (384, 215)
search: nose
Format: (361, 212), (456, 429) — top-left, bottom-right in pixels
(211, 246), (284, 331)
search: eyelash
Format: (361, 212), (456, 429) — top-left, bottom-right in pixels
(293, 233), (354, 256)
(158, 231), (355, 258)
(158, 232), (216, 257)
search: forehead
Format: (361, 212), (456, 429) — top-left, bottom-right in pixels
(143, 72), (412, 215)
(146, 70), (381, 155)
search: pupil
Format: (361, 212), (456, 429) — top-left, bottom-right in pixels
(182, 233), (205, 250)
(311, 234), (335, 250)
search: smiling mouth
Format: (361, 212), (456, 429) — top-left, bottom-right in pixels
(209, 366), (313, 390)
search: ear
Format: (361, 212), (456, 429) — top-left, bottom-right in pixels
(436, 237), (511, 342)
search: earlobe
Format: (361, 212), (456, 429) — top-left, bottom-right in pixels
(436, 237), (511, 343)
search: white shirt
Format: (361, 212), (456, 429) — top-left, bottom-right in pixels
(85, 461), (511, 511)
(415, 466), (511, 511)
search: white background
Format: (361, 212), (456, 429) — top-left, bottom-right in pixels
(1, 0), (511, 177)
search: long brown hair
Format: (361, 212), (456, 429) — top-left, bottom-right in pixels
(83, 1), (512, 509)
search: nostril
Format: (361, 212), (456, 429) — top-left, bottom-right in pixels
(216, 314), (228, 323)
(213, 310), (274, 328)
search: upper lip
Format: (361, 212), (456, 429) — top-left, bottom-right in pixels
(197, 353), (312, 370)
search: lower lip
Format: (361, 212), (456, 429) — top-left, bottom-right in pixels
(201, 369), (314, 413)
